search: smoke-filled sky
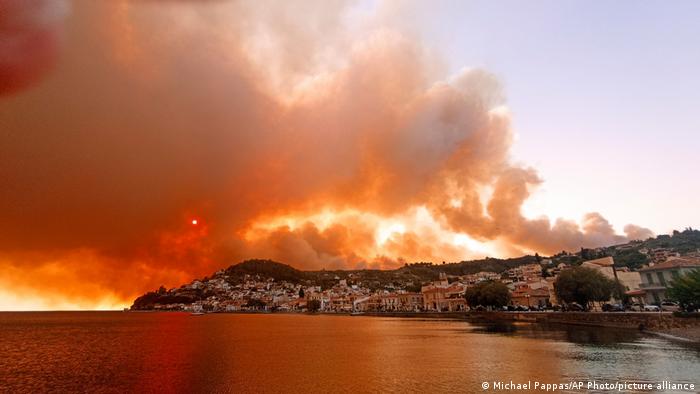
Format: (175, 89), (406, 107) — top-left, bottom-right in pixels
(0, 1), (696, 310)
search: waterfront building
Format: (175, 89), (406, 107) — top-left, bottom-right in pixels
(379, 292), (423, 312)
(328, 296), (353, 312)
(353, 295), (381, 312)
(422, 275), (467, 312)
(396, 292), (423, 312)
(380, 293), (400, 311)
(636, 257), (700, 304)
(510, 284), (550, 308)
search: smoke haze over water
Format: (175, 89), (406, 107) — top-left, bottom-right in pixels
(0, 1), (653, 309)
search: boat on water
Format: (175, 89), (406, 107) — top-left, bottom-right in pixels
(191, 312), (205, 316)
(350, 311), (364, 316)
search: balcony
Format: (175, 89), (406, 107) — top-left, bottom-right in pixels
(639, 282), (666, 290)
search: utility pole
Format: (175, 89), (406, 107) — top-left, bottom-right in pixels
(612, 264), (624, 304)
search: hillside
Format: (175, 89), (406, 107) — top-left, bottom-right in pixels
(131, 229), (700, 309)
(130, 256), (538, 309)
(223, 259), (309, 284)
(550, 228), (700, 270)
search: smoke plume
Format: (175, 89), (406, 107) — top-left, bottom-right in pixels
(0, 1), (652, 308)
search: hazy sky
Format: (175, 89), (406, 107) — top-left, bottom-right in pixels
(408, 0), (700, 235)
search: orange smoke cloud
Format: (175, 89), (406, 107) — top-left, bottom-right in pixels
(0, 1), (652, 308)
(0, 0), (68, 95)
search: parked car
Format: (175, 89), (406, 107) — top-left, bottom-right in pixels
(643, 304), (661, 312)
(660, 301), (680, 312)
(628, 303), (644, 312)
(564, 302), (585, 311)
(602, 303), (625, 312)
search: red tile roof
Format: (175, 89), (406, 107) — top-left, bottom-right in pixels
(511, 286), (550, 297)
(639, 257), (700, 272)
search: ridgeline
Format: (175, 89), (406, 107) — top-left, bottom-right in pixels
(131, 228), (700, 310)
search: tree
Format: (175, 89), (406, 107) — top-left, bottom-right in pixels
(667, 269), (700, 312)
(405, 283), (421, 293)
(613, 250), (648, 270)
(245, 298), (266, 310)
(580, 248), (595, 261)
(465, 281), (511, 309)
(554, 267), (616, 310)
(307, 299), (321, 312)
(614, 282), (630, 305)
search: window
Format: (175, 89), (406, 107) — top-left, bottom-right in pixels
(657, 272), (666, 286)
(646, 273), (653, 284)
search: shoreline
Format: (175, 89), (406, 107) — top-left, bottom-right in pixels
(647, 327), (700, 344)
(123, 309), (700, 343)
(6, 309), (700, 344)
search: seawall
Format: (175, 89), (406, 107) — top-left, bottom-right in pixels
(468, 311), (700, 331)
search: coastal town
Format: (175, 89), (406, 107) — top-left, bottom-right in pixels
(131, 231), (700, 315)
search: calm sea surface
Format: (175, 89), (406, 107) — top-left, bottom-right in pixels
(0, 312), (698, 393)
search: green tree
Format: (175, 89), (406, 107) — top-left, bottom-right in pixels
(465, 281), (511, 309)
(307, 299), (321, 312)
(667, 269), (700, 312)
(613, 250), (648, 270)
(404, 283), (422, 293)
(580, 248), (595, 261)
(245, 298), (266, 310)
(554, 267), (616, 310)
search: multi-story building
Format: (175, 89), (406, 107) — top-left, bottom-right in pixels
(637, 257), (700, 304)
(327, 296), (353, 312)
(510, 284), (550, 308)
(520, 263), (543, 280)
(396, 292), (424, 312)
(353, 295), (381, 312)
(422, 274), (467, 312)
